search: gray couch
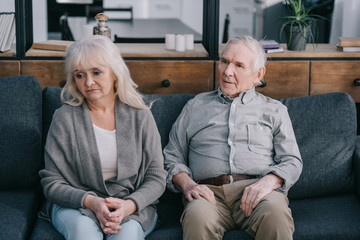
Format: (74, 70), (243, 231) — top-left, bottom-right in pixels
(1, 75), (360, 240)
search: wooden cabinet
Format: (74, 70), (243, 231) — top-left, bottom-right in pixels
(21, 60), (66, 88)
(6, 44), (360, 102)
(0, 61), (20, 77)
(126, 60), (213, 94)
(311, 61), (360, 102)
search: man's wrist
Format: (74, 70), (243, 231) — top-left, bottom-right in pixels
(266, 173), (284, 189)
(173, 172), (196, 193)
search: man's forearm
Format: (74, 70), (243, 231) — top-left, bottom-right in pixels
(172, 172), (197, 193)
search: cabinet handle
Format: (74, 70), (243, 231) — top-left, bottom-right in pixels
(162, 79), (171, 88)
(354, 78), (360, 86)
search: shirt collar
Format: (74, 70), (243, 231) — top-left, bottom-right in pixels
(217, 87), (256, 105)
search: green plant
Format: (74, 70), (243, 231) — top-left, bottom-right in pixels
(279, 0), (326, 49)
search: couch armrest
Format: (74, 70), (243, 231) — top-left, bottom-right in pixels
(355, 136), (360, 198)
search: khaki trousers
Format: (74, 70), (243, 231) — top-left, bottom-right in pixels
(180, 179), (294, 240)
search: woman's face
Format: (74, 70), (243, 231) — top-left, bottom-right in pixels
(73, 65), (117, 104)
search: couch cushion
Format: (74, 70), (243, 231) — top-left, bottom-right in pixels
(281, 93), (356, 199)
(29, 217), (64, 240)
(355, 136), (360, 198)
(0, 76), (42, 189)
(0, 190), (41, 240)
(291, 194), (360, 240)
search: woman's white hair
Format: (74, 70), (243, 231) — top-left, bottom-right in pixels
(61, 35), (149, 109)
(222, 36), (267, 86)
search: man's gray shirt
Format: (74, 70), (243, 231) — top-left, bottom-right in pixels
(163, 88), (303, 194)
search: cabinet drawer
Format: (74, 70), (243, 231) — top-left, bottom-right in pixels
(311, 61), (360, 102)
(260, 61), (310, 99)
(0, 61), (20, 77)
(21, 60), (66, 88)
(125, 60), (213, 94)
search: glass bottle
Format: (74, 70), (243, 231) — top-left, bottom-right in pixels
(93, 13), (111, 39)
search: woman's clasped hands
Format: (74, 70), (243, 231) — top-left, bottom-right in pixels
(84, 195), (137, 236)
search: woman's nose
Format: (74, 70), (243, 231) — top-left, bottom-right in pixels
(85, 76), (94, 86)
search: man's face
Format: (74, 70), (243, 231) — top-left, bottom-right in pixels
(218, 42), (263, 98)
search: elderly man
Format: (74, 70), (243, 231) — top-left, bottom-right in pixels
(163, 36), (303, 240)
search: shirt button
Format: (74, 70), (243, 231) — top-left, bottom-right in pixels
(243, 98), (247, 103)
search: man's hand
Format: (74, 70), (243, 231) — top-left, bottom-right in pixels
(240, 173), (283, 217)
(173, 172), (216, 205)
(183, 182), (216, 205)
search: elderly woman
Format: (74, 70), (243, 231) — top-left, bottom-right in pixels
(39, 35), (167, 240)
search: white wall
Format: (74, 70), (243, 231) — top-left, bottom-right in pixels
(32, 0), (47, 42)
(104, 0), (202, 34)
(330, 0), (360, 43)
(0, 0), (15, 11)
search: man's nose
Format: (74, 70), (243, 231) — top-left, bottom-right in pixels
(224, 64), (234, 76)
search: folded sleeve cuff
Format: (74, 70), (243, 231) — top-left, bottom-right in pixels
(260, 168), (291, 194)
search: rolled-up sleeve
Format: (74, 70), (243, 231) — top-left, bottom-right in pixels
(261, 106), (303, 193)
(163, 104), (193, 192)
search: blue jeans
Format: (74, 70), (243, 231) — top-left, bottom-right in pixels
(51, 204), (157, 240)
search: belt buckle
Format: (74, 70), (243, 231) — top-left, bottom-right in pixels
(229, 175), (234, 183)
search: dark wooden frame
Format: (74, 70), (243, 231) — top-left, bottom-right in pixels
(11, 0), (219, 60)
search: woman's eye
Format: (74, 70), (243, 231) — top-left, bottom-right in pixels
(93, 71), (101, 76)
(75, 73), (84, 79)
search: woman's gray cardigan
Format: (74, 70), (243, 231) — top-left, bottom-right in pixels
(39, 100), (167, 231)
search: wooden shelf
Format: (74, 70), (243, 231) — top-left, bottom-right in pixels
(0, 44), (16, 57)
(25, 43), (209, 58)
(219, 44), (360, 59)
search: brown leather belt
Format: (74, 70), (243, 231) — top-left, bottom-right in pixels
(198, 174), (258, 186)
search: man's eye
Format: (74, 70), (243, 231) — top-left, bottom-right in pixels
(221, 59), (228, 64)
(237, 64), (242, 68)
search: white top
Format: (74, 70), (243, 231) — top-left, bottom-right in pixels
(93, 124), (117, 180)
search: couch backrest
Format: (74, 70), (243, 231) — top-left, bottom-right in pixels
(145, 94), (195, 148)
(42, 87), (357, 200)
(281, 92), (356, 199)
(42, 87), (63, 144)
(0, 76), (42, 189)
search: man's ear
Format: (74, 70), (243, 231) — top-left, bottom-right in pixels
(257, 66), (266, 81)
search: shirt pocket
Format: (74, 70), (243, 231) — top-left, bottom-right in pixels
(246, 123), (273, 155)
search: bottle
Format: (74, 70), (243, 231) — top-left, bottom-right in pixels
(93, 13), (111, 39)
